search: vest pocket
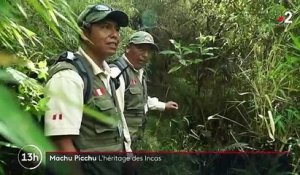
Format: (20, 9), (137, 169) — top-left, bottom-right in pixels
(94, 122), (120, 143)
(94, 125), (116, 133)
(129, 86), (142, 94)
(125, 87), (144, 110)
(93, 98), (119, 133)
(94, 98), (115, 111)
(94, 121), (119, 139)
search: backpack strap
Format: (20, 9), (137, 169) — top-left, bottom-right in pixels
(110, 58), (129, 89)
(53, 51), (94, 103)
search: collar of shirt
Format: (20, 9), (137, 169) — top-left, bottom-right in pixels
(122, 54), (144, 80)
(78, 47), (111, 77)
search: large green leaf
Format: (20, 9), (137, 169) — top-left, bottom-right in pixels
(0, 85), (55, 164)
(168, 65), (182, 74)
(26, 0), (62, 39)
(83, 106), (117, 127)
(159, 50), (177, 55)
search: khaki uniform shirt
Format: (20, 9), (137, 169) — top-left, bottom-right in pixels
(44, 48), (131, 150)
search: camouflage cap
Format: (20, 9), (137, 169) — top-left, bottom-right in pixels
(129, 31), (159, 51)
(77, 4), (128, 28)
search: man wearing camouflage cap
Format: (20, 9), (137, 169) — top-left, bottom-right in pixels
(44, 4), (128, 175)
(111, 31), (179, 151)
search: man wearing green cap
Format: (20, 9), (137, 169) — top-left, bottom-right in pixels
(44, 4), (129, 175)
(111, 31), (179, 151)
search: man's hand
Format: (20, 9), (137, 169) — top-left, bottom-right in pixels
(50, 136), (85, 175)
(51, 136), (77, 152)
(165, 101), (179, 110)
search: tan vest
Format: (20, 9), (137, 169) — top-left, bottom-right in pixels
(112, 58), (148, 138)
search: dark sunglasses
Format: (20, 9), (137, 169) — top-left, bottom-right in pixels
(83, 4), (114, 22)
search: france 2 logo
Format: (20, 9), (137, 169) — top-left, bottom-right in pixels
(277, 11), (293, 24)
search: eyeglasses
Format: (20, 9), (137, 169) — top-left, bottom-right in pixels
(83, 4), (114, 22)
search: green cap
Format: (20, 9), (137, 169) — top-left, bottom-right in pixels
(129, 31), (159, 51)
(77, 4), (129, 28)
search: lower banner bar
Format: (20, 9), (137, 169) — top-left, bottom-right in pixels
(46, 151), (291, 175)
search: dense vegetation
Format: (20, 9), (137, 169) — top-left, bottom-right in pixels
(0, 0), (299, 174)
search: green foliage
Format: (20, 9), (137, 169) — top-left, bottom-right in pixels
(0, 1), (80, 174)
(135, 0), (300, 173)
(0, 0), (79, 53)
(0, 0), (300, 174)
(160, 34), (218, 73)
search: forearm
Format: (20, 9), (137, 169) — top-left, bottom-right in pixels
(147, 96), (166, 111)
(51, 135), (77, 152)
(147, 97), (179, 111)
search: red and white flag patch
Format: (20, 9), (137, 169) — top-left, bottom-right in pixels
(95, 87), (106, 96)
(131, 79), (137, 85)
(52, 113), (63, 120)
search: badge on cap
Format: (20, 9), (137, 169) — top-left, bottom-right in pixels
(145, 35), (153, 42)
